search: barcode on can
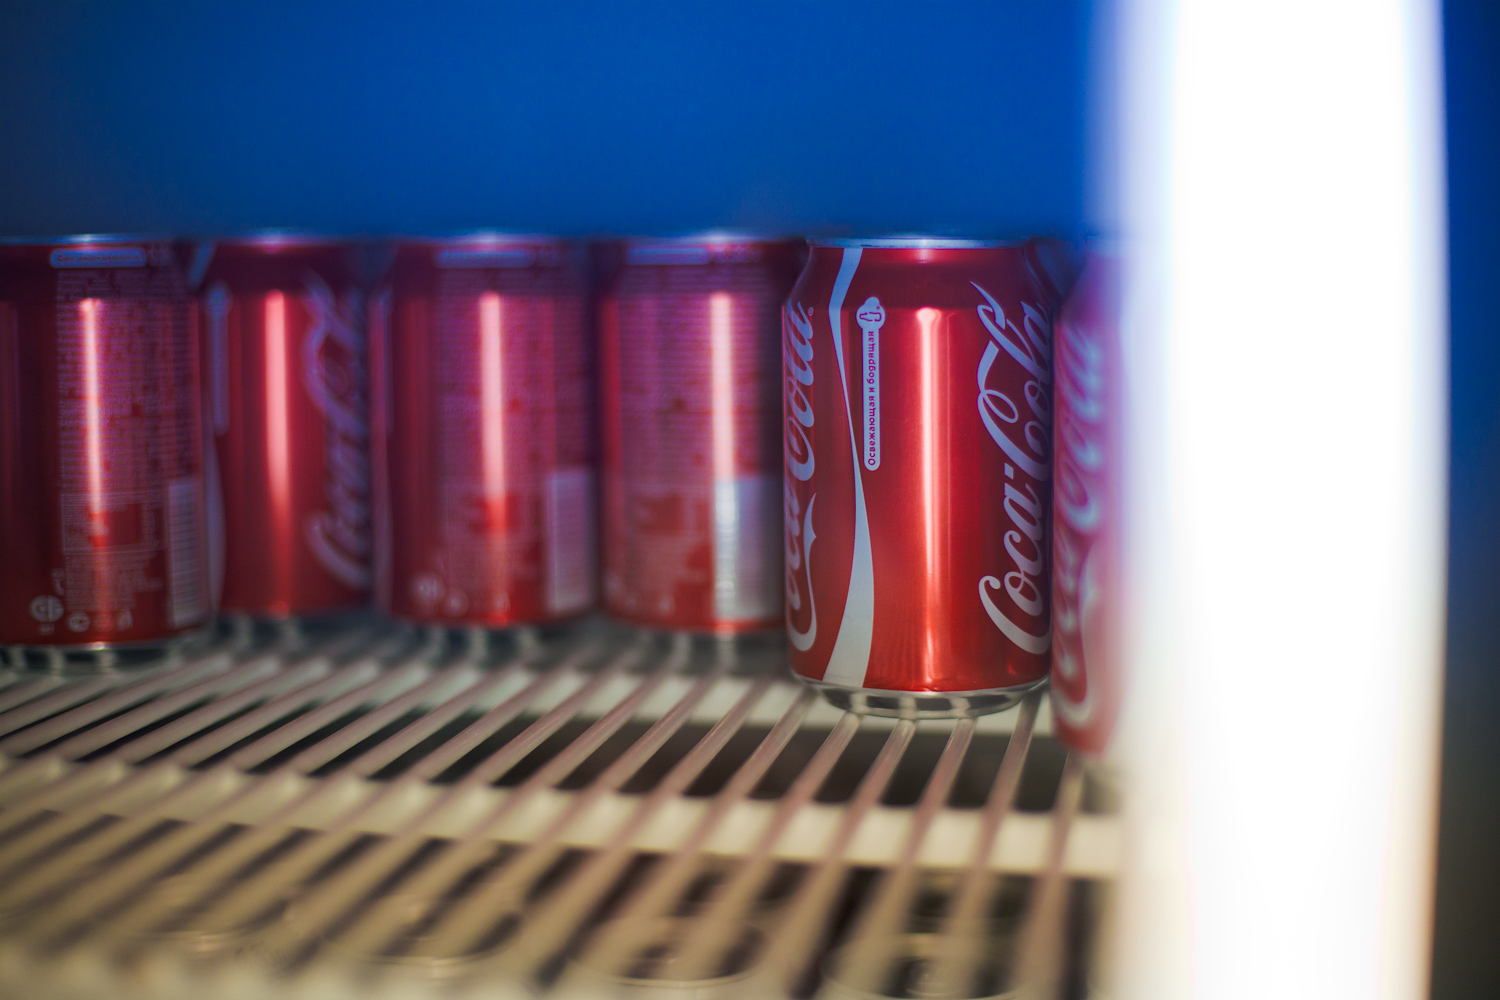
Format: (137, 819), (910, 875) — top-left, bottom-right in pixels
(546, 467), (596, 615)
(713, 474), (782, 622)
(167, 477), (207, 627)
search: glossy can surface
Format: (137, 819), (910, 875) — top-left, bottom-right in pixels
(201, 238), (370, 617)
(600, 238), (802, 632)
(784, 240), (1055, 716)
(1050, 249), (1122, 754)
(373, 237), (595, 626)
(0, 240), (211, 648)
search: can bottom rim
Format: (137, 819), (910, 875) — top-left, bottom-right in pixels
(602, 610), (782, 637)
(2, 624), (214, 673)
(804, 676), (1047, 719)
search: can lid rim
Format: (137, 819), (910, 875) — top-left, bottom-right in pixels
(809, 236), (1028, 249)
(0, 234), (176, 246)
(211, 230), (360, 248)
(395, 231), (574, 246)
(618, 232), (804, 247)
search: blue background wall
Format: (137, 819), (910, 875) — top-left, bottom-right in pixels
(1, 2), (1496, 996)
(0, 1), (1088, 239)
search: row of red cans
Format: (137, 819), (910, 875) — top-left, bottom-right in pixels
(0, 233), (811, 648)
(227, 234), (803, 633)
(0, 233), (1118, 740)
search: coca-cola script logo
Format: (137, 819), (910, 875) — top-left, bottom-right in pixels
(302, 273), (372, 591)
(1051, 314), (1106, 726)
(784, 302), (819, 651)
(972, 282), (1052, 654)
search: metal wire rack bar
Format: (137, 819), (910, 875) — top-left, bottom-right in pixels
(0, 615), (1115, 1000)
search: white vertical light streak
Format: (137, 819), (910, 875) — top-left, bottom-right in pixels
(479, 291), (506, 509)
(918, 306), (940, 597)
(264, 293), (291, 559)
(1115, 3), (1448, 1000)
(79, 299), (106, 524)
(710, 292), (739, 616)
(709, 292), (736, 483)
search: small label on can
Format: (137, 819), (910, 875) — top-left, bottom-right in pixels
(546, 467), (596, 615)
(856, 297), (884, 471)
(50, 248), (147, 268)
(166, 477), (207, 627)
(712, 475), (782, 621)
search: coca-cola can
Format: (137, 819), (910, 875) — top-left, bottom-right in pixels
(372, 235), (596, 627)
(200, 236), (371, 618)
(784, 238), (1056, 717)
(0, 237), (212, 661)
(1050, 246), (1122, 754)
(599, 236), (803, 633)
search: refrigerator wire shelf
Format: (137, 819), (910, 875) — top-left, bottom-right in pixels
(0, 615), (1117, 1000)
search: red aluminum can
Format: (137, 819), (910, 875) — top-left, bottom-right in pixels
(784, 238), (1055, 717)
(200, 236), (371, 618)
(372, 236), (596, 626)
(599, 237), (803, 633)
(0, 238), (211, 655)
(1050, 247), (1123, 754)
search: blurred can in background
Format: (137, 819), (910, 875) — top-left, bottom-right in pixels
(0, 238), (211, 658)
(599, 236), (803, 633)
(784, 238), (1054, 717)
(372, 235), (596, 627)
(1050, 245), (1123, 755)
(200, 236), (371, 619)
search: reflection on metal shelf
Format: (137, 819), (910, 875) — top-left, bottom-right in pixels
(0, 615), (1115, 999)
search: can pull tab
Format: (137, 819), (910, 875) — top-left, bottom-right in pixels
(856, 297), (884, 471)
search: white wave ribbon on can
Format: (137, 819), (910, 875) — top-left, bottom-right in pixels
(822, 249), (875, 687)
